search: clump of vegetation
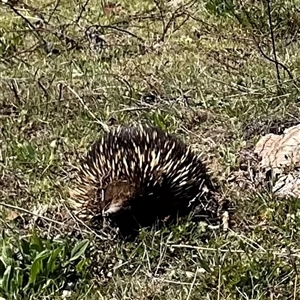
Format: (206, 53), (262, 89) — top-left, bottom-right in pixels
(0, 232), (90, 299)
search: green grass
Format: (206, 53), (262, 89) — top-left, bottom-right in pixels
(1, 0), (300, 298)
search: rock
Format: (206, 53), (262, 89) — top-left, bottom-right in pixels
(254, 124), (300, 197)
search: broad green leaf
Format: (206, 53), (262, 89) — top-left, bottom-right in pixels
(75, 258), (86, 273)
(196, 254), (211, 273)
(46, 246), (63, 274)
(30, 259), (42, 284)
(69, 240), (90, 262)
(30, 250), (50, 283)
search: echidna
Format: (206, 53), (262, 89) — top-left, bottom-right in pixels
(69, 125), (221, 232)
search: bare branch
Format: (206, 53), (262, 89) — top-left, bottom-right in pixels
(265, 0), (281, 85)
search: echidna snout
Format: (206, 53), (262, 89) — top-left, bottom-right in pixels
(102, 180), (136, 216)
(69, 125), (220, 231)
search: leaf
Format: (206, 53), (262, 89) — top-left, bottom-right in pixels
(2, 265), (13, 293)
(69, 240), (89, 262)
(30, 233), (44, 253)
(2, 245), (13, 259)
(75, 259), (86, 273)
(30, 260), (42, 284)
(30, 250), (50, 283)
(1, 245), (13, 267)
(152, 113), (166, 131)
(25, 143), (36, 161)
(46, 246), (63, 274)
(196, 255), (211, 273)
(14, 268), (23, 290)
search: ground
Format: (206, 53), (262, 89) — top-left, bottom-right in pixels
(1, 0), (300, 299)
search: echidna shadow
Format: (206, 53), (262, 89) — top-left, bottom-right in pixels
(69, 125), (224, 238)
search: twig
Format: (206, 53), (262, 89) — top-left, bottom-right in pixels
(228, 0), (296, 84)
(153, 278), (202, 286)
(6, 3), (49, 52)
(0, 202), (65, 226)
(255, 39), (295, 82)
(74, 0), (90, 25)
(0, 201), (111, 241)
(186, 267), (198, 300)
(169, 243), (245, 253)
(102, 25), (145, 44)
(65, 205), (113, 241)
(154, 0), (196, 42)
(9, 79), (21, 104)
(58, 82), (63, 102)
(37, 80), (50, 100)
(111, 106), (151, 113)
(294, 275), (298, 300)
(265, 0), (281, 85)
(64, 84), (109, 132)
(47, 0), (62, 23)
(153, 0), (166, 40)
(217, 265), (221, 300)
(168, 242), (300, 258)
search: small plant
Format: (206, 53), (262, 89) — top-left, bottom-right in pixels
(0, 231), (90, 299)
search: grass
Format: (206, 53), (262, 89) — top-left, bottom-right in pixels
(1, 0), (300, 298)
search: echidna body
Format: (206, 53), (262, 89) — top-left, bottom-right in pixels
(70, 125), (218, 229)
